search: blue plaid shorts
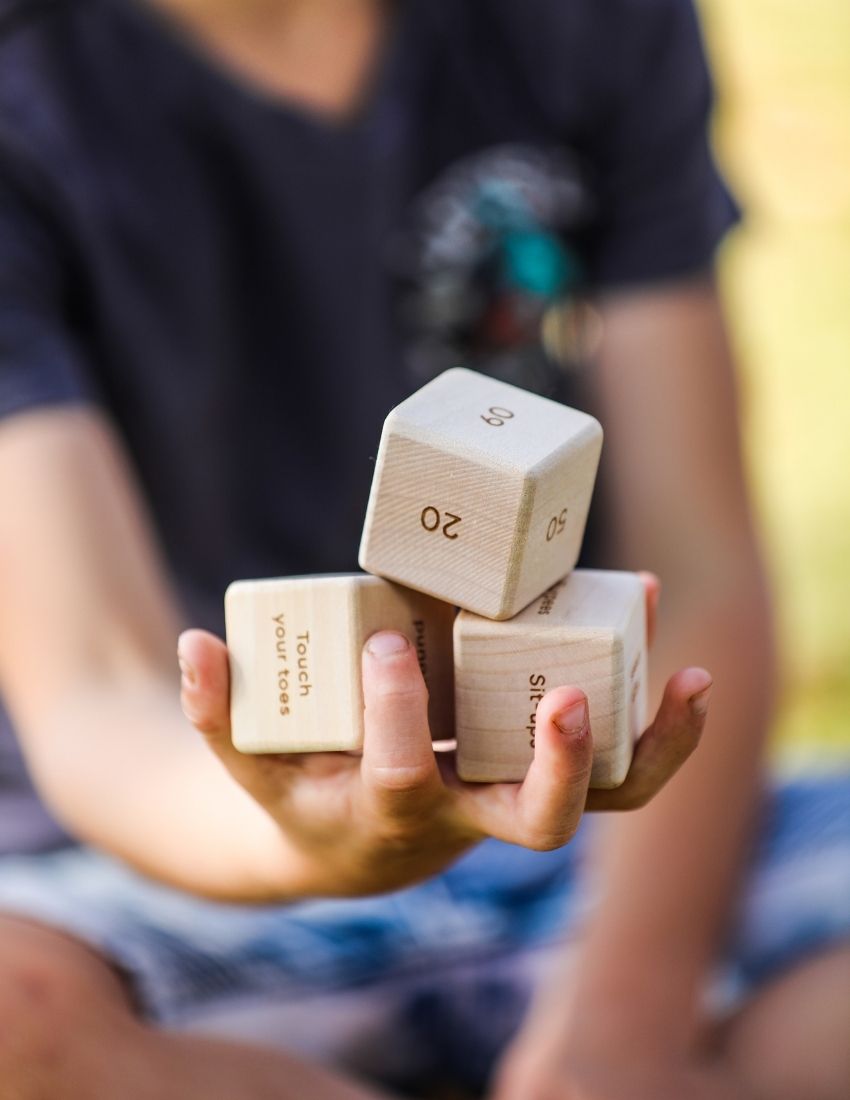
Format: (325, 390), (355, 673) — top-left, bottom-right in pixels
(0, 773), (848, 1094)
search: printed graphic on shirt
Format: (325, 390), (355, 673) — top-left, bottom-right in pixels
(390, 144), (593, 395)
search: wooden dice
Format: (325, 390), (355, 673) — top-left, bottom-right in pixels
(359, 367), (602, 620)
(454, 570), (648, 787)
(226, 574), (455, 753)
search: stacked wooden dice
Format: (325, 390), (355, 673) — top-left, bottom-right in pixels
(226, 368), (648, 788)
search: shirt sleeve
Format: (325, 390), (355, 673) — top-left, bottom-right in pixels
(0, 166), (97, 422)
(581, 0), (740, 290)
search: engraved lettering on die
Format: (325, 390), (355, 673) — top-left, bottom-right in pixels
(296, 631), (312, 698)
(526, 673), (546, 748)
(480, 405), (515, 427)
(536, 580), (565, 616)
(420, 506), (462, 539)
(545, 507), (569, 542)
(412, 619), (429, 686)
(629, 651), (641, 707)
(272, 613), (291, 716)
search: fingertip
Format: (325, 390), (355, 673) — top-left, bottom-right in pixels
(178, 651), (196, 689)
(550, 688), (589, 740)
(362, 632), (427, 706)
(684, 668), (713, 719)
(178, 628), (228, 672)
(669, 666), (713, 701)
(637, 571), (661, 647)
(178, 626), (224, 660)
(535, 686), (589, 744)
(527, 687), (593, 785)
(176, 629), (231, 736)
(659, 668), (713, 735)
(364, 630), (410, 661)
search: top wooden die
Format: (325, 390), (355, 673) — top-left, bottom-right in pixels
(359, 367), (603, 619)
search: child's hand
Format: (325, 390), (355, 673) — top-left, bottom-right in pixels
(177, 576), (710, 898)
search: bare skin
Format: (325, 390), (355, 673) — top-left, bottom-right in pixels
(490, 947), (850, 1100)
(718, 945), (850, 1100)
(176, 573), (708, 897)
(489, 283), (849, 1097)
(0, 296), (842, 1100)
(0, 406), (706, 902)
(144, 0), (392, 120)
(0, 917), (394, 1100)
(0, 404), (706, 1100)
(0, 0), (845, 1097)
(0, 917), (846, 1100)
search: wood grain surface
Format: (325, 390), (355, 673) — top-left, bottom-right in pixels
(226, 574), (455, 753)
(454, 569), (648, 787)
(359, 367), (602, 620)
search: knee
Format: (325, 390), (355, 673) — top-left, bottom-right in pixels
(723, 945), (850, 1100)
(0, 917), (131, 1096)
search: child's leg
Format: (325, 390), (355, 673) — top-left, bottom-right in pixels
(718, 943), (850, 1100)
(0, 916), (394, 1100)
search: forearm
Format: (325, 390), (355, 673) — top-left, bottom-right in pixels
(19, 677), (318, 901)
(0, 413), (325, 900)
(571, 557), (777, 1051)
(535, 281), (778, 1052)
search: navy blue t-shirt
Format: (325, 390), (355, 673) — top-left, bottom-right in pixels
(0, 0), (737, 850)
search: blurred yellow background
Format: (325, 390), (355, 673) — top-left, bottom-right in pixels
(699, 0), (850, 759)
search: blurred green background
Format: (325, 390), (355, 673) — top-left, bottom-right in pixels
(699, 0), (850, 761)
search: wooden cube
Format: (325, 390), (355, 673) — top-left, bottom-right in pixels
(359, 367), (602, 620)
(225, 574), (455, 753)
(454, 570), (648, 787)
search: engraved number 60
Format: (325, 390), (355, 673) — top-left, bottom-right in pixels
(480, 406), (515, 427)
(421, 506), (462, 540)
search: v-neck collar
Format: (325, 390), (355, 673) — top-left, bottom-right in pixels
(114, 0), (409, 137)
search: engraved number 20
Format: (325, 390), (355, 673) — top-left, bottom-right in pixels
(421, 506), (462, 540)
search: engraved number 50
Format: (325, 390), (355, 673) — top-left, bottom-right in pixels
(546, 508), (568, 542)
(421, 506), (462, 540)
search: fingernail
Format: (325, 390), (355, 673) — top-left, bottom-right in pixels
(177, 652), (196, 687)
(555, 699), (587, 736)
(689, 684), (713, 717)
(366, 632), (409, 658)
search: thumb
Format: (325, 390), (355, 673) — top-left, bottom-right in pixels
(360, 631), (442, 818)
